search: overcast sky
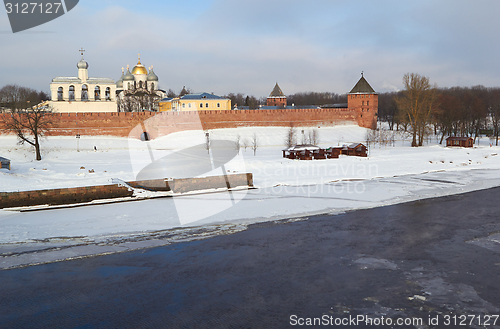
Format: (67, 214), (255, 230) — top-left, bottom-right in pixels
(1, 0), (499, 98)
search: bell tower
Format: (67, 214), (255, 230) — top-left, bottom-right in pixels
(77, 47), (88, 83)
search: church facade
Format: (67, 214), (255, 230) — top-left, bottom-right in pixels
(115, 55), (164, 112)
(49, 51), (164, 113)
(49, 50), (117, 113)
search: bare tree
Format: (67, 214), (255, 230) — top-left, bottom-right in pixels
(235, 134), (241, 154)
(179, 86), (191, 97)
(0, 84), (48, 110)
(242, 138), (249, 151)
(308, 129), (320, 145)
(365, 129), (376, 148)
(489, 88), (500, 146)
(395, 73), (438, 147)
(251, 133), (258, 156)
(121, 89), (161, 112)
(2, 105), (53, 161)
(205, 131), (210, 154)
(285, 124), (297, 148)
(167, 89), (177, 98)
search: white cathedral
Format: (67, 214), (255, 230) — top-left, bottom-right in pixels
(49, 50), (163, 113)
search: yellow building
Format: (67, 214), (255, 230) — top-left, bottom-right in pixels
(159, 92), (231, 112)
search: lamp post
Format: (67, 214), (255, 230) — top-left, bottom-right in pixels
(76, 134), (80, 152)
(205, 132), (210, 154)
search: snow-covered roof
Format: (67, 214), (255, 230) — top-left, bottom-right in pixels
(286, 144), (320, 151)
(348, 143), (365, 148)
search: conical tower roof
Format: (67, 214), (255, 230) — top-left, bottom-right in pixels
(349, 74), (376, 94)
(269, 82), (285, 97)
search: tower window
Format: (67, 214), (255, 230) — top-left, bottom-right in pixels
(95, 86), (101, 100)
(81, 84), (88, 101)
(200, 103), (203, 108)
(57, 87), (63, 101)
(69, 85), (75, 101)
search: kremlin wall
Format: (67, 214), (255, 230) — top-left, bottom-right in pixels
(0, 75), (378, 139)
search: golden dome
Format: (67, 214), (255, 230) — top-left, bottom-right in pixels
(131, 63), (147, 75)
(131, 54), (148, 75)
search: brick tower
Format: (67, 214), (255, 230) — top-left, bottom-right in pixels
(348, 73), (378, 129)
(266, 82), (287, 107)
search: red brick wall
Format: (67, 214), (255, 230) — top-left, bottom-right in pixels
(347, 94), (378, 130)
(0, 106), (375, 140)
(266, 97), (287, 107)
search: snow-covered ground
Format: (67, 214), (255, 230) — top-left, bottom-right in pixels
(2, 125), (500, 268)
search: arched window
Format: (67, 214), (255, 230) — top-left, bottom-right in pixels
(81, 84), (88, 101)
(217, 103), (220, 108)
(188, 103), (191, 108)
(139, 81), (143, 89)
(151, 83), (154, 90)
(105, 87), (111, 101)
(57, 87), (63, 101)
(128, 82), (131, 90)
(200, 103), (203, 108)
(69, 85), (75, 101)
(182, 103), (185, 108)
(95, 86), (101, 100)
(206, 103), (209, 108)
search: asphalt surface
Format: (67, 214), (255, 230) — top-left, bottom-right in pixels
(1, 187), (500, 328)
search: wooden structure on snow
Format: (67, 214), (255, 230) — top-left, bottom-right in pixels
(446, 137), (473, 147)
(282, 143), (367, 160)
(0, 157), (10, 170)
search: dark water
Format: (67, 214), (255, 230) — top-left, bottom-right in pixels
(1, 188), (500, 328)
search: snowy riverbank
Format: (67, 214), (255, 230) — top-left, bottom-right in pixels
(2, 125), (500, 268)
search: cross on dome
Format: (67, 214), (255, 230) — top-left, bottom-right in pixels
(79, 47), (85, 58)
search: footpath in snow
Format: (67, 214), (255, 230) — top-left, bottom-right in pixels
(1, 125), (500, 268)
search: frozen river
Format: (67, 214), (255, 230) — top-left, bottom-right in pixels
(1, 186), (500, 328)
